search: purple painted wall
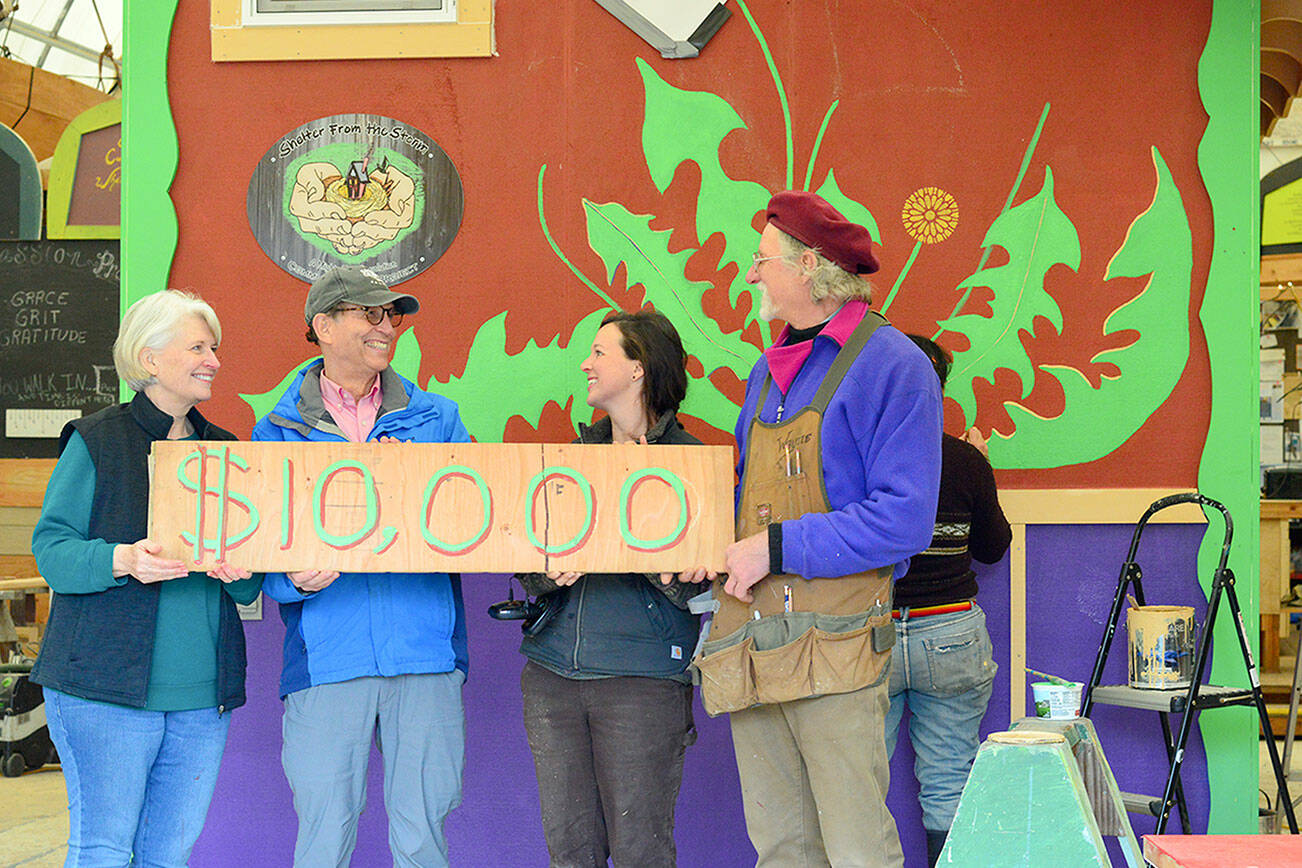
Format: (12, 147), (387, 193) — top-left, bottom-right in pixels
(194, 522), (1211, 866)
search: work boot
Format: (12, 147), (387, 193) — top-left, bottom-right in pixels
(925, 828), (947, 867)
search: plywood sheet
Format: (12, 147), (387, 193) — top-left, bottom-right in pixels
(1142, 834), (1302, 868)
(148, 441), (732, 574)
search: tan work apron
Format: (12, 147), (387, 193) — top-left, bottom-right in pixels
(694, 311), (896, 717)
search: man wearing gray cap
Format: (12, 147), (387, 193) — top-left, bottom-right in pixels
(252, 265), (471, 868)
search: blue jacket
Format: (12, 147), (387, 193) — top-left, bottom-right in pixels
(737, 302), (942, 580)
(252, 360), (470, 697)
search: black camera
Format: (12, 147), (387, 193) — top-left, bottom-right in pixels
(488, 582), (560, 637)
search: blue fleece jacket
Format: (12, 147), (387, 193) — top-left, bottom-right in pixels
(736, 304), (942, 580)
(251, 360), (470, 698)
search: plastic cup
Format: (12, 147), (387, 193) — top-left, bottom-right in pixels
(1031, 681), (1083, 719)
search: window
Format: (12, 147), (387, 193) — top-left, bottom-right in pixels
(211, 0), (492, 61)
(243, 0), (456, 27)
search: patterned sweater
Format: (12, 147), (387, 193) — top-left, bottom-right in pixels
(892, 433), (1011, 608)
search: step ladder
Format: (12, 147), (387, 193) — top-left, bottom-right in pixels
(1079, 492), (1298, 835)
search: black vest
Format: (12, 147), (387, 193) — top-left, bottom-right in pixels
(31, 393), (249, 711)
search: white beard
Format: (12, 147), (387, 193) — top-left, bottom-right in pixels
(757, 283), (778, 322)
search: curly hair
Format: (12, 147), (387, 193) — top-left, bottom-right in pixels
(775, 228), (874, 305)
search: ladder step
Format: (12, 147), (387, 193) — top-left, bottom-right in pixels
(1089, 683), (1255, 712)
(1120, 791), (1163, 816)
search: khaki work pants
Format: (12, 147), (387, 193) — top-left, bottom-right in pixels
(729, 682), (903, 868)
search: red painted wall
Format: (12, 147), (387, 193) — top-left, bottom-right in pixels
(165, 2), (1213, 489)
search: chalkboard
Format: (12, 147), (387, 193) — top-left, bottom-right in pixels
(0, 240), (119, 458)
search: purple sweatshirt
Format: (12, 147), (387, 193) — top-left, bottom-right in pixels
(735, 300), (942, 580)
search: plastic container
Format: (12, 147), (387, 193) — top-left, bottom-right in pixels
(1031, 680), (1083, 719)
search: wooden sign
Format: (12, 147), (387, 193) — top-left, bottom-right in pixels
(245, 113), (463, 285)
(148, 441), (732, 573)
(47, 101), (120, 240)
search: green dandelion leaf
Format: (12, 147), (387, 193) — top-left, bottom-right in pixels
(941, 166), (1080, 424)
(428, 309), (608, 440)
(583, 198), (760, 432)
(638, 58), (771, 323)
(991, 148), (1192, 468)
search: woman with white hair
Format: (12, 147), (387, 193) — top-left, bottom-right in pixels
(30, 289), (260, 867)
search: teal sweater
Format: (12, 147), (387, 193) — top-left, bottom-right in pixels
(33, 430), (262, 710)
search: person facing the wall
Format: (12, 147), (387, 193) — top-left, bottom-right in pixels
(685, 191), (942, 867)
(514, 308), (704, 868)
(887, 334), (1012, 867)
(252, 265), (470, 868)
(31, 289), (260, 867)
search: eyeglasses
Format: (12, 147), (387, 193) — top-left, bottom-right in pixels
(751, 252), (786, 266)
(334, 305), (404, 327)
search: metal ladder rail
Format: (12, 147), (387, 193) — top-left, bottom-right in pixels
(1082, 493), (1298, 835)
(1148, 497), (1296, 834)
(1082, 544), (1193, 831)
(1220, 566), (1298, 834)
(1082, 492), (1190, 714)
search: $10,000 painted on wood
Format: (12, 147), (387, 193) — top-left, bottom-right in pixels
(148, 441), (733, 574)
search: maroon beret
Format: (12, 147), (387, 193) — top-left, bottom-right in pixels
(765, 191), (880, 275)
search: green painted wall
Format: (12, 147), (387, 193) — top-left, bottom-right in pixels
(1197, 0), (1261, 833)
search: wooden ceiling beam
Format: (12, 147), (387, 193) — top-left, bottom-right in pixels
(0, 57), (112, 163)
(1264, 50), (1302, 96)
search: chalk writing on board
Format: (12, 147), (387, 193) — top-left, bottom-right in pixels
(0, 244), (119, 279)
(0, 240), (119, 457)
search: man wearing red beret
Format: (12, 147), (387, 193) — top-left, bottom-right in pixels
(691, 191), (942, 866)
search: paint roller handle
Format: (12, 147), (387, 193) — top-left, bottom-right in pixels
(1024, 667), (1072, 686)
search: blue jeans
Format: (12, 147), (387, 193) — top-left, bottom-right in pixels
(885, 604), (996, 832)
(43, 688), (231, 868)
(281, 672), (466, 868)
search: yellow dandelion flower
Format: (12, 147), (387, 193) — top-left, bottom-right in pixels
(901, 187), (959, 244)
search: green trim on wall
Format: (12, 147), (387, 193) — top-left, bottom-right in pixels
(120, 0), (181, 400)
(1197, 0), (1260, 833)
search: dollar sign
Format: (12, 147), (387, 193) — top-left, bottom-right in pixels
(178, 445), (261, 562)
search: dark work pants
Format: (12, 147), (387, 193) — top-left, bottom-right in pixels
(521, 661), (695, 868)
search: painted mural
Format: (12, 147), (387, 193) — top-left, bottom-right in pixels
(120, 1), (1253, 862)
(232, 2), (1207, 488)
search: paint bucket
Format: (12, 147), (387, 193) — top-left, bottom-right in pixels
(1031, 681), (1083, 719)
(1127, 605), (1195, 689)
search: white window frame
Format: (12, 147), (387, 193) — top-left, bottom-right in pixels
(242, 0), (457, 28)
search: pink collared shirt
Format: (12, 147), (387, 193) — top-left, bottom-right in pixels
(319, 372), (382, 442)
(763, 300), (869, 395)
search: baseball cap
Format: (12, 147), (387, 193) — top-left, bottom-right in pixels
(303, 266), (420, 323)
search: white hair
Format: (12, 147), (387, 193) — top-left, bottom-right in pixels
(113, 290), (221, 390)
(776, 229), (874, 304)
